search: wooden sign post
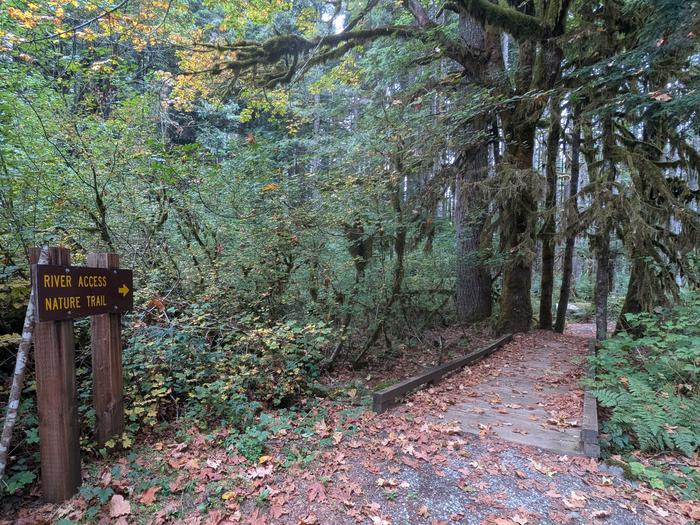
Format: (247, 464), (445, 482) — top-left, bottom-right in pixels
(30, 247), (133, 502)
(30, 247), (81, 503)
(88, 253), (125, 447)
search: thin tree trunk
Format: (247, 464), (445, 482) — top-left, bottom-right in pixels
(539, 97), (562, 329)
(594, 116), (617, 341)
(594, 232), (610, 341)
(0, 247), (48, 480)
(554, 105), (581, 333)
(616, 256), (645, 334)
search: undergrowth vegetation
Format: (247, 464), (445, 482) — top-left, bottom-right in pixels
(2, 312), (334, 495)
(590, 292), (700, 498)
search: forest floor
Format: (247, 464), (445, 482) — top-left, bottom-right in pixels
(4, 327), (700, 525)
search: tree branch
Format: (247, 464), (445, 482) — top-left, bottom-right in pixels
(22, 0), (130, 44)
(190, 26), (418, 88)
(454, 0), (547, 40)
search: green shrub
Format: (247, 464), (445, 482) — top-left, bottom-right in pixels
(121, 318), (330, 438)
(0, 314), (330, 496)
(590, 293), (700, 457)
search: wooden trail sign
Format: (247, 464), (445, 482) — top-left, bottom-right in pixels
(33, 264), (133, 321)
(27, 248), (133, 503)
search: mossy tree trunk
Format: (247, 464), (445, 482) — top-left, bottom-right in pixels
(496, 116), (538, 334)
(455, 133), (492, 323)
(593, 115), (617, 341)
(539, 96), (562, 329)
(453, 14), (499, 324)
(554, 104), (581, 333)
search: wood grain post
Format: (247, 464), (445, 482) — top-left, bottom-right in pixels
(582, 339), (601, 458)
(30, 246), (81, 503)
(88, 253), (125, 448)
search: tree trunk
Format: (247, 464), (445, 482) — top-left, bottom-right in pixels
(0, 247), (48, 480)
(496, 119), (537, 334)
(594, 232), (610, 341)
(593, 116), (617, 341)
(455, 136), (492, 323)
(453, 14), (495, 324)
(539, 97), (562, 329)
(616, 256), (645, 333)
(554, 105), (581, 333)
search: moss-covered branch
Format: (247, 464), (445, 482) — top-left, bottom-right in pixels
(454, 0), (572, 40)
(455, 0), (547, 40)
(191, 25), (417, 88)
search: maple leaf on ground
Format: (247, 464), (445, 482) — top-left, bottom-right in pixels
(680, 501), (700, 520)
(247, 508), (267, 525)
(109, 495), (131, 518)
(248, 463), (273, 479)
(307, 481), (327, 502)
(376, 478), (399, 488)
(417, 505), (429, 517)
(563, 490), (587, 509)
(270, 504), (288, 519)
(139, 486), (161, 505)
(205, 509), (225, 525)
(314, 420), (330, 438)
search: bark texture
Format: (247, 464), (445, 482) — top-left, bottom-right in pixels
(554, 107), (581, 333)
(455, 138), (492, 322)
(0, 247), (48, 480)
(539, 97), (561, 329)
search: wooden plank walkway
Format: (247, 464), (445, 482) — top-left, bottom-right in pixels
(440, 329), (591, 456)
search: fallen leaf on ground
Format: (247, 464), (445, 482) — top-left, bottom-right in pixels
(139, 486), (160, 505)
(109, 495), (131, 518)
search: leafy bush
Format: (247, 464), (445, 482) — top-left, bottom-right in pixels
(590, 293), (700, 457)
(121, 318), (330, 439)
(0, 314), (330, 496)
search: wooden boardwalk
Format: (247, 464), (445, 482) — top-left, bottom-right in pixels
(441, 329), (590, 456)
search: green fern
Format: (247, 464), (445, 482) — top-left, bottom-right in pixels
(591, 292), (700, 458)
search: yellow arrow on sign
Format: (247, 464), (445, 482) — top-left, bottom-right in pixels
(118, 284), (129, 297)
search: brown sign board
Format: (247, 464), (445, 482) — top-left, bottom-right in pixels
(33, 264), (134, 321)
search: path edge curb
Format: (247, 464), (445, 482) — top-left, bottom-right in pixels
(372, 334), (513, 414)
(582, 338), (601, 458)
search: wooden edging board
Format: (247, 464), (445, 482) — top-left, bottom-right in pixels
(582, 339), (601, 458)
(372, 334), (513, 413)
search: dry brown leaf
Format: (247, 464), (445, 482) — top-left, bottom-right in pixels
(139, 486), (160, 505)
(109, 495), (131, 518)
